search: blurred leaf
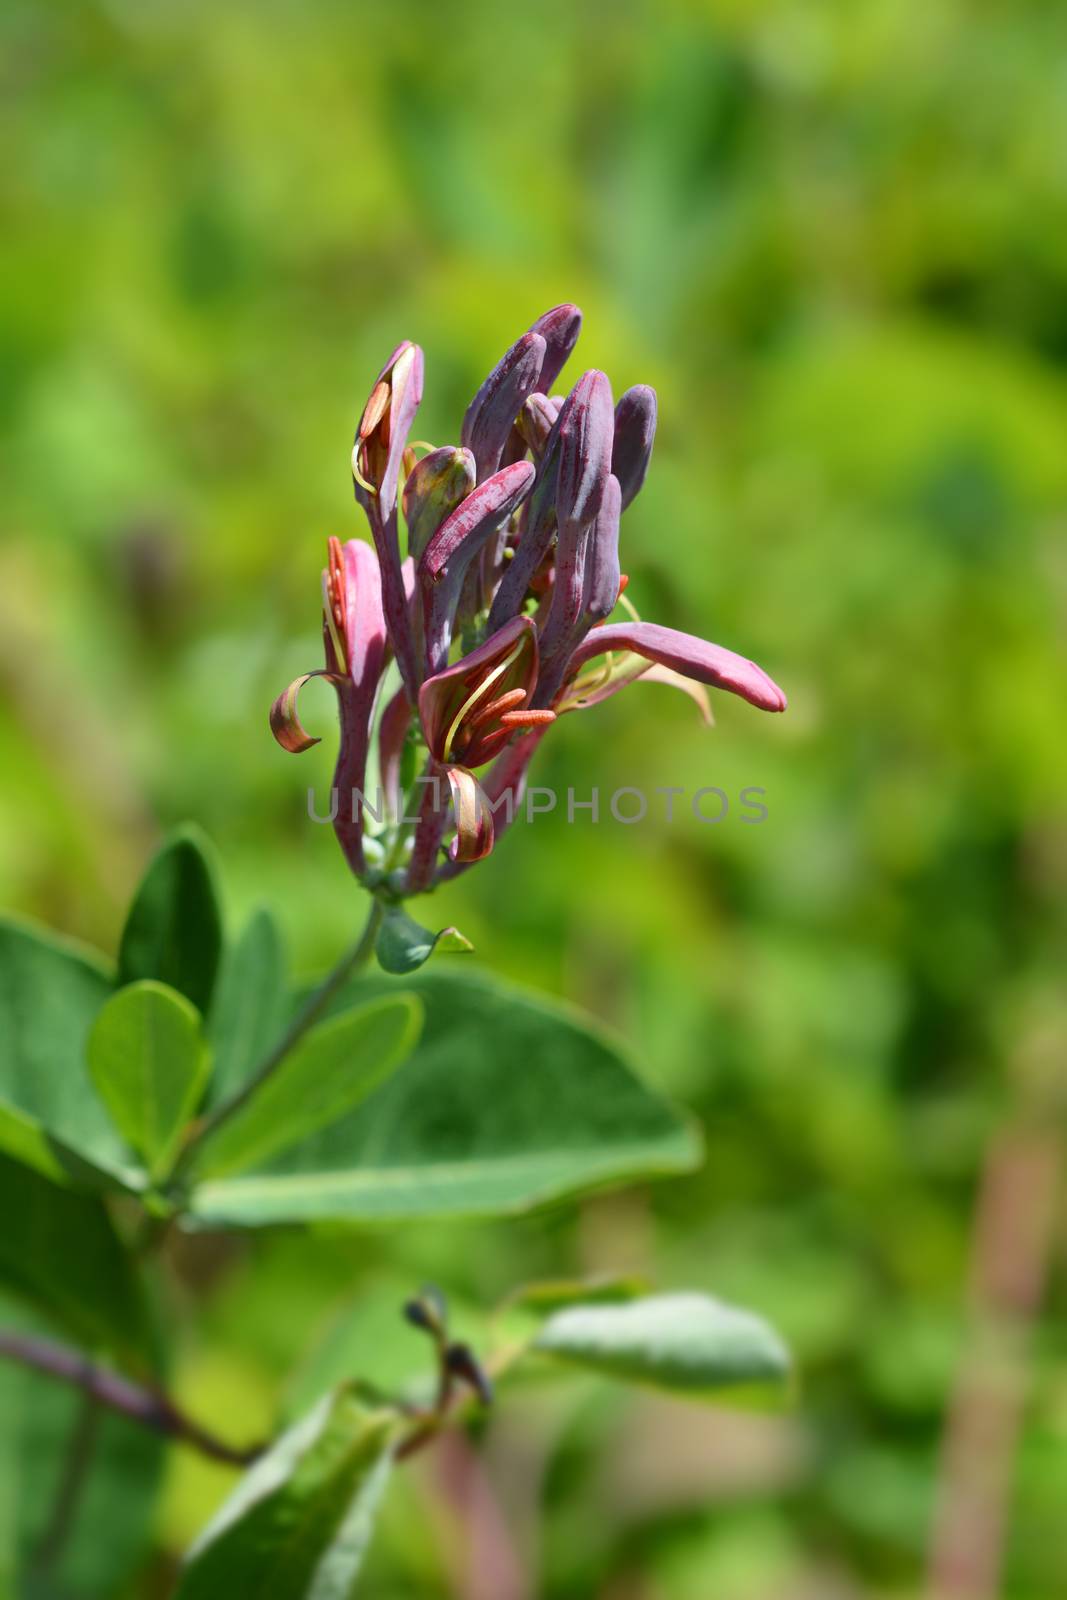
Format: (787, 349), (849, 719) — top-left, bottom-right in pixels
(189, 995), (423, 1181)
(0, 1296), (164, 1600)
(0, 917), (140, 1189)
(531, 1292), (791, 1402)
(375, 905), (473, 976)
(175, 1388), (395, 1600)
(207, 907), (288, 1106)
(187, 970), (701, 1225)
(88, 980), (210, 1181)
(0, 1153), (153, 1368)
(118, 826), (223, 1017)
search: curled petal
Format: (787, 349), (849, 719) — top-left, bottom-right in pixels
(446, 765), (495, 864)
(612, 385), (657, 510)
(436, 726), (548, 882)
(462, 331), (546, 481)
(564, 621), (787, 713)
(418, 614), (539, 764)
(270, 670), (342, 753)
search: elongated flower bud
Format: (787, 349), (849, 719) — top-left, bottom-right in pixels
(536, 371), (614, 691)
(527, 303), (582, 393)
(581, 473), (622, 624)
(515, 393), (561, 458)
(612, 385), (657, 510)
(461, 331), (546, 481)
(402, 446), (476, 563)
(556, 370), (614, 536)
(420, 461), (535, 674)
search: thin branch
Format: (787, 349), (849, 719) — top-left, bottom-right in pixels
(0, 1329), (264, 1467)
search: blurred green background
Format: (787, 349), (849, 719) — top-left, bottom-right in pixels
(2, 0), (1066, 1595)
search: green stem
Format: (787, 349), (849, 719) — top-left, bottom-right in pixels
(172, 897), (384, 1183)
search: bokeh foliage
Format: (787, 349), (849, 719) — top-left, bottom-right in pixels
(2, 0), (1065, 1594)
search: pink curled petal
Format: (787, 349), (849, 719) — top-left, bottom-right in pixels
(269, 671), (342, 754)
(565, 622), (787, 713)
(446, 766), (495, 864)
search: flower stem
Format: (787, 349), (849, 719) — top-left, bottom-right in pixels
(172, 897), (384, 1184)
(0, 1330), (263, 1467)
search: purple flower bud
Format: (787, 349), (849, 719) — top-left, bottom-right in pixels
(515, 392), (562, 458)
(535, 371), (615, 693)
(527, 303), (582, 393)
(402, 446), (476, 563)
(461, 331), (546, 482)
(581, 473), (622, 624)
(612, 384), (657, 510)
(419, 461), (535, 673)
(556, 370), (614, 535)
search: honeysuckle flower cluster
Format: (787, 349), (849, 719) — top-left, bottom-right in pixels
(272, 306), (786, 898)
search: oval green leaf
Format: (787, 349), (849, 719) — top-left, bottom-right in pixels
(531, 1291), (792, 1401)
(207, 908), (288, 1106)
(175, 1388), (395, 1600)
(118, 826), (223, 1017)
(190, 995), (423, 1181)
(0, 917), (140, 1189)
(88, 981), (210, 1181)
(187, 970), (700, 1226)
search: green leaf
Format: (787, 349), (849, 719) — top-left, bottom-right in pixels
(0, 1295), (165, 1598)
(190, 995), (423, 1181)
(175, 1388), (395, 1600)
(118, 826), (223, 1017)
(0, 1153), (154, 1367)
(187, 970), (700, 1226)
(375, 905), (473, 976)
(531, 1292), (792, 1401)
(207, 908), (288, 1106)
(0, 917), (141, 1189)
(88, 981), (210, 1181)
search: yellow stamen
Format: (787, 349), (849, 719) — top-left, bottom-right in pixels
(350, 443), (378, 497)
